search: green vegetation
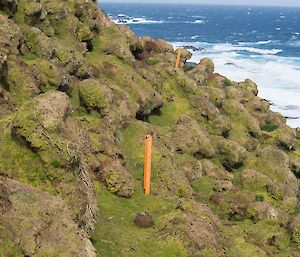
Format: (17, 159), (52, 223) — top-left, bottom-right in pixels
(0, 0), (299, 256)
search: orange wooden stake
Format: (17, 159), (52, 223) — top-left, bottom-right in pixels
(175, 48), (181, 68)
(143, 135), (152, 195)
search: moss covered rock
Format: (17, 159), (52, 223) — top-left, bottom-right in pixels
(0, 177), (96, 257)
(79, 79), (112, 115)
(289, 214), (300, 248)
(12, 91), (73, 165)
(172, 115), (216, 158)
(217, 139), (247, 169)
(98, 159), (134, 198)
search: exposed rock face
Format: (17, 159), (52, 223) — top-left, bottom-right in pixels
(0, 0), (299, 256)
(0, 177), (96, 257)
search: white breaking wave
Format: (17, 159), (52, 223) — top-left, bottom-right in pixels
(171, 41), (300, 127)
(238, 40), (276, 46)
(109, 13), (206, 25)
(109, 15), (164, 25)
(210, 43), (283, 55)
(194, 20), (205, 24)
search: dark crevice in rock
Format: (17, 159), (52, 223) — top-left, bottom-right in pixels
(193, 152), (207, 161)
(0, 79), (10, 92)
(130, 44), (144, 60)
(84, 39), (93, 52)
(136, 106), (162, 122)
(222, 130), (230, 138)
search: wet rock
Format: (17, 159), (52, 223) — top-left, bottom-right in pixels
(134, 212), (154, 228)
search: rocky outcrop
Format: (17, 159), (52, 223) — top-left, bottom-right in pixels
(0, 0), (299, 256)
(0, 177), (96, 257)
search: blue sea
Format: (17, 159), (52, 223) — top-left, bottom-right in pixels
(100, 3), (300, 128)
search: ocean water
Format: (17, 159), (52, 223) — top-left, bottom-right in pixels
(100, 3), (300, 128)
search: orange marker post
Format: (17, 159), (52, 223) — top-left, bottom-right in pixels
(175, 48), (181, 68)
(144, 135), (152, 195)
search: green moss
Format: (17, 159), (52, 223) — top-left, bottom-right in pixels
(192, 176), (214, 202)
(92, 184), (187, 257)
(51, 160), (61, 168)
(146, 57), (160, 66)
(6, 61), (37, 105)
(0, 124), (63, 193)
(223, 78), (232, 88)
(0, 225), (23, 257)
(21, 52), (39, 61)
(78, 79), (111, 115)
(261, 122), (278, 132)
(255, 194), (265, 202)
(120, 121), (155, 181)
(12, 102), (71, 166)
(148, 78), (192, 130)
(26, 58), (61, 91)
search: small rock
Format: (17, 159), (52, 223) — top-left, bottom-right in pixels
(59, 75), (72, 95)
(134, 212), (154, 228)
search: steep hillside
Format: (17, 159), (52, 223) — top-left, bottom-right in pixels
(0, 1), (299, 256)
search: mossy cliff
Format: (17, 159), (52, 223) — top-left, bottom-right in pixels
(0, 1), (299, 256)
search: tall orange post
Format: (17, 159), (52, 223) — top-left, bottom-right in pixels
(175, 48), (181, 68)
(144, 135), (152, 195)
